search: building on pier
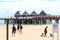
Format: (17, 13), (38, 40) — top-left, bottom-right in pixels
(4, 10), (60, 24)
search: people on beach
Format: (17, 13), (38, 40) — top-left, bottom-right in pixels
(12, 24), (16, 36)
(17, 24), (23, 34)
(44, 26), (48, 37)
(20, 24), (23, 34)
(17, 24), (20, 30)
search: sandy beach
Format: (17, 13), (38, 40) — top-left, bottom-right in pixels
(0, 24), (60, 40)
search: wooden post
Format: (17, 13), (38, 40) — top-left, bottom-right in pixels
(6, 19), (9, 40)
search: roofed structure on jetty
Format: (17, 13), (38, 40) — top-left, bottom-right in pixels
(14, 11), (20, 17)
(39, 10), (47, 16)
(31, 11), (38, 16)
(23, 11), (28, 15)
(21, 11), (29, 17)
(14, 10), (48, 17)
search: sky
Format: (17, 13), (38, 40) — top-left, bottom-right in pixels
(0, 0), (60, 18)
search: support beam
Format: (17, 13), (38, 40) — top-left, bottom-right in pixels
(50, 19), (52, 24)
(55, 19), (59, 24)
(6, 19), (9, 40)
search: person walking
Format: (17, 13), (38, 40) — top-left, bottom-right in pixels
(12, 24), (16, 36)
(17, 24), (20, 30)
(44, 26), (48, 37)
(20, 24), (23, 34)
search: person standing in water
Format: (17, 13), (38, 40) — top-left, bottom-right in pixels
(44, 26), (48, 37)
(12, 24), (16, 36)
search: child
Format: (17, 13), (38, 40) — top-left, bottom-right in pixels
(12, 24), (16, 36)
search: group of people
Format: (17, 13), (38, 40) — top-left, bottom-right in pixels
(41, 26), (53, 37)
(12, 25), (53, 37)
(12, 24), (23, 36)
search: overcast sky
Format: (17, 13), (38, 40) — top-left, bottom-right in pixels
(0, 0), (60, 18)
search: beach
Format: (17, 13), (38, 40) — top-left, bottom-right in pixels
(0, 24), (60, 40)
